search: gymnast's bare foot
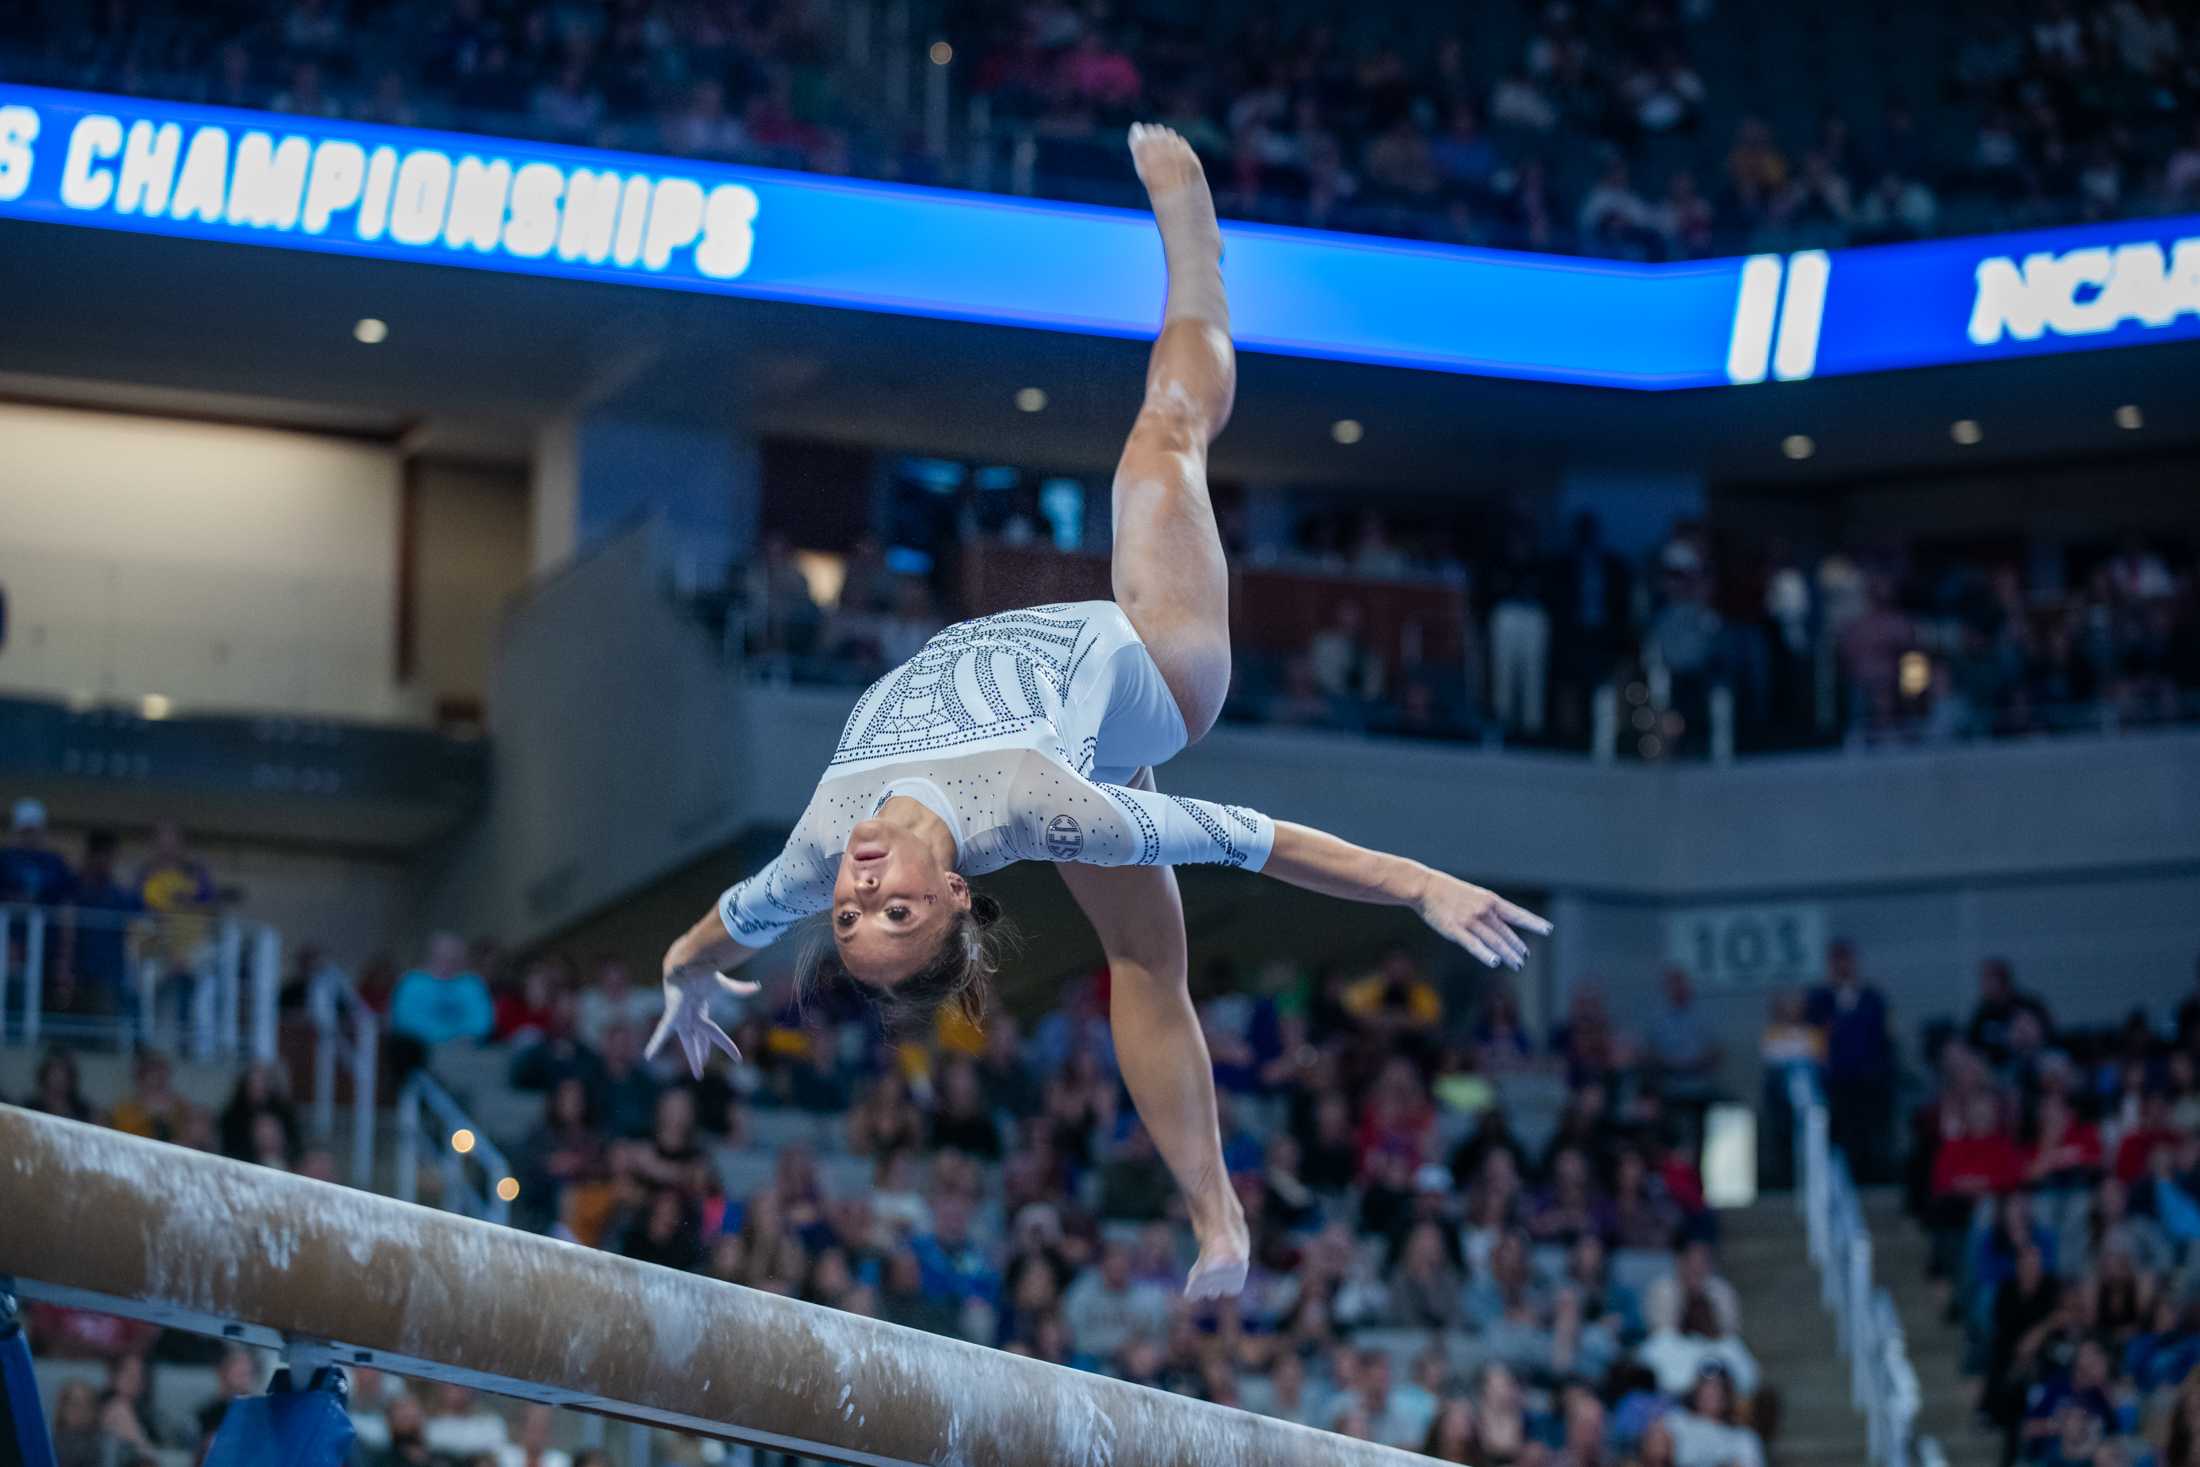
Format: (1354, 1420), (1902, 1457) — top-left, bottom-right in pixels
(1129, 124), (1219, 256)
(1129, 123), (1227, 333)
(1184, 1196), (1251, 1301)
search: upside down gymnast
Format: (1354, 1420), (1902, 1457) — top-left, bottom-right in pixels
(649, 123), (1551, 1299)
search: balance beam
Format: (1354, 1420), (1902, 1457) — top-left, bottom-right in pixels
(0, 1105), (1421, 1467)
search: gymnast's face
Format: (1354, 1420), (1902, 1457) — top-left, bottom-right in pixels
(833, 818), (969, 984)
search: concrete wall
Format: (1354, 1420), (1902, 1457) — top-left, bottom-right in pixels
(0, 402), (404, 720)
(421, 521), (742, 943)
(407, 457), (531, 715)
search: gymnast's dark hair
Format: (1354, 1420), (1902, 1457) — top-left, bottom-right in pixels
(801, 888), (1010, 1035)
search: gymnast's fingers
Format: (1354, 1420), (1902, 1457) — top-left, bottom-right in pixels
(704, 1019), (743, 1064)
(1453, 927), (1501, 967)
(1497, 899), (1554, 935)
(680, 1024), (709, 1079)
(643, 1009), (678, 1061)
(716, 974), (760, 997)
(1487, 919), (1530, 966)
(1478, 920), (1525, 968)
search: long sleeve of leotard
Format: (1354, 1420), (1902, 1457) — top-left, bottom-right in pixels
(716, 823), (838, 949)
(997, 763), (1275, 873)
(1100, 782), (1275, 871)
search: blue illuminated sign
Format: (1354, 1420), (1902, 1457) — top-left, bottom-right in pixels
(1, 83), (2196, 390)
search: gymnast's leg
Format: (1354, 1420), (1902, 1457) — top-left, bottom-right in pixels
(1057, 767), (1247, 1299)
(1111, 123), (1236, 744)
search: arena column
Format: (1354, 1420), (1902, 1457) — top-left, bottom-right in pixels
(529, 413), (761, 588)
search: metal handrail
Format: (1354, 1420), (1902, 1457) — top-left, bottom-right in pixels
(306, 966), (380, 1188)
(1787, 1065), (1939, 1467)
(394, 1068), (513, 1226)
(0, 902), (278, 1063)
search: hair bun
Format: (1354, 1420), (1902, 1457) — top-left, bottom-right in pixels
(969, 892), (1003, 928)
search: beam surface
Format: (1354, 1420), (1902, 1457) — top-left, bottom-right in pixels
(0, 1105), (1419, 1467)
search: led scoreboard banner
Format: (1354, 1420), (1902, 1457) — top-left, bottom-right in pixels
(1, 82), (2196, 390)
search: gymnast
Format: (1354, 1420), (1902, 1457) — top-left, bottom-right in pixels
(652, 124), (1551, 1299)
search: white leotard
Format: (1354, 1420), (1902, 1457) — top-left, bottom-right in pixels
(718, 601), (1275, 949)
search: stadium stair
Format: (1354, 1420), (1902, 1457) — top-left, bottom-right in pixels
(1719, 1196), (1870, 1467)
(1866, 1193), (2000, 1467)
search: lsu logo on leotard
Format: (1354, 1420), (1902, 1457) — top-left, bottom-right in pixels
(1045, 815), (1084, 859)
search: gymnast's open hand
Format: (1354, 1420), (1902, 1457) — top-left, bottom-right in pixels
(1415, 873), (1551, 971)
(646, 963), (760, 1078)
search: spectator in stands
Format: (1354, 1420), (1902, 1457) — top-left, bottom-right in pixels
(62, 830), (143, 1020)
(373, 1395), (452, 1467)
(1664, 1363), (1764, 1467)
(2113, 1090), (2182, 1183)
(1806, 938), (1896, 1182)
(108, 1049), (195, 1143)
(514, 1075), (609, 1235)
(1645, 1239), (1742, 1338)
(574, 957), (660, 1049)
(216, 1062), (298, 1166)
(194, 1346), (262, 1445)
(1, 797), (74, 908)
(49, 1381), (103, 1467)
(928, 1056), (1004, 1159)
(1473, 981), (1537, 1070)
(1060, 1240), (1168, 1366)
(845, 1072), (926, 1156)
(1340, 948), (1442, 1042)
(626, 1087), (710, 1197)
(1308, 601), (1384, 703)
(618, 1186), (704, 1272)
(1928, 1089), (2027, 1275)
(497, 1405), (567, 1467)
(1969, 958), (2054, 1067)
(1637, 1292), (1760, 1397)
(1468, 1362), (1531, 1464)
(1381, 1218), (1465, 1329)
(135, 820), (217, 918)
(1579, 156), (1661, 256)
(910, 1191), (1000, 1337)
(1986, 1241), (2061, 1444)
(390, 933), (495, 1068)
(493, 957), (567, 1044)
(1648, 966), (1722, 1108)
(1489, 535), (1552, 736)
(22, 1046), (95, 1121)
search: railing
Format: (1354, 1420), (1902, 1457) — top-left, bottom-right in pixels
(394, 1069), (514, 1226)
(1788, 1066), (1938, 1467)
(0, 903), (278, 1063)
(305, 965), (381, 1189)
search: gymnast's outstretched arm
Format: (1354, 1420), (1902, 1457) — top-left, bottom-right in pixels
(1258, 821), (1552, 971)
(1056, 769), (1248, 1301)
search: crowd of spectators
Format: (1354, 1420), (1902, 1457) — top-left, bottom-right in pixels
(0, 802), (231, 1028)
(24, 918), (1809, 1466)
(1909, 957), (2200, 1467)
(4, 0), (2197, 259)
(731, 502), (2200, 760)
(23, 893), (2200, 1465)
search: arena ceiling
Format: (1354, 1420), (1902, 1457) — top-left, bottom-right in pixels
(3, 215), (2194, 492)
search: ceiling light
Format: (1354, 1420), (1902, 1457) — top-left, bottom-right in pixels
(450, 1128), (476, 1155)
(139, 693), (173, 720)
(353, 317), (388, 344)
(496, 1177), (521, 1202)
(1013, 386), (1047, 413)
(1330, 418), (1364, 445)
(1950, 419), (1982, 445)
(1780, 434), (1814, 460)
(928, 41), (953, 65)
(2115, 404), (2143, 430)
